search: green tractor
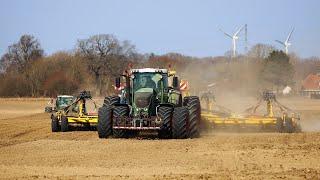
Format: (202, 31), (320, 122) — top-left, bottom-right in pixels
(97, 68), (201, 139)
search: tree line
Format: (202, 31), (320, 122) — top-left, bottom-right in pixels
(0, 34), (319, 97)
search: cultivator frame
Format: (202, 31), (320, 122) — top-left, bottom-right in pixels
(51, 91), (98, 132)
(201, 91), (301, 133)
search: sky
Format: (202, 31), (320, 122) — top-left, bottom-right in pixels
(0, 0), (319, 58)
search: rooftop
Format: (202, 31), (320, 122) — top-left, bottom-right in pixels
(302, 74), (320, 90)
(131, 68), (168, 73)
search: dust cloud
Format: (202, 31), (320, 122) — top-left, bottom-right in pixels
(300, 111), (320, 132)
(180, 60), (320, 133)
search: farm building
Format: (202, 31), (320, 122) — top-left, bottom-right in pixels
(301, 73), (320, 98)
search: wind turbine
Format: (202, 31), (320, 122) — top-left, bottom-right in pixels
(275, 28), (294, 54)
(220, 25), (245, 58)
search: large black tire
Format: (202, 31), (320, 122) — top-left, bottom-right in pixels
(125, 130), (138, 138)
(158, 106), (173, 139)
(61, 116), (69, 132)
(284, 117), (294, 133)
(97, 105), (113, 138)
(276, 118), (284, 133)
(112, 106), (129, 138)
(172, 107), (188, 139)
(184, 96), (201, 138)
(103, 96), (120, 106)
(51, 115), (60, 132)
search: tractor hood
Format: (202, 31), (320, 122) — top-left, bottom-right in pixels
(134, 88), (154, 108)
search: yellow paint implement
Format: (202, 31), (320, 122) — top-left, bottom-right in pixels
(200, 91), (301, 133)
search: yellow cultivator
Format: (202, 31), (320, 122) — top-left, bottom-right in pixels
(51, 91), (98, 132)
(201, 91), (301, 133)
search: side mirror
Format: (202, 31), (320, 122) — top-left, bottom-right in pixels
(115, 77), (121, 88)
(173, 76), (179, 89)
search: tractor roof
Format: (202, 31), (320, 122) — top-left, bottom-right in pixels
(57, 95), (74, 98)
(131, 68), (168, 73)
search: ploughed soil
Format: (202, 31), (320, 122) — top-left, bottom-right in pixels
(0, 97), (320, 179)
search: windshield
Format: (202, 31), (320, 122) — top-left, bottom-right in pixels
(56, 96), (74, 108)
(133, 73), (167, 92)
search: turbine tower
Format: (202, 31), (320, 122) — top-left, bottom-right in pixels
(275, 28), (294, 54)
(220, 25), (245, 58)
(245, 24), (248, 53)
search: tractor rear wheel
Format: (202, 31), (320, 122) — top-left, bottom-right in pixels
(51, 115), (60, 132)
(184, 96), (201, 138)
(97, 105), (113, 138)
(113, 106), (129, 138)
(284, 117), (294, 133)
(172, 107), (188, 139)
(158, 106), (173, 139)
(61, 116), (69, 132)
(103, 96), (120, 106)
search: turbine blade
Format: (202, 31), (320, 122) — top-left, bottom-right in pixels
(286, 28), (295, 42)
(234, 25), (245, 36)
(275, 40), (285, 46)
(219, 28), (233, 39)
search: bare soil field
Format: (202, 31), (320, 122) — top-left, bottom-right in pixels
(0, 97), (320, 179)
(0, 98), (49, 120)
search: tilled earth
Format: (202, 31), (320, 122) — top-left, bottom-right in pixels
(0, 98), (320, 179)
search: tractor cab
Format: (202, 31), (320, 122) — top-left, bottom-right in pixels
(132, 69), (168, 91)
(131, 69), (170, 117)
(116, 68), (180, 117)
(45, 95), (75, 113)
(56, 95), (75, 110)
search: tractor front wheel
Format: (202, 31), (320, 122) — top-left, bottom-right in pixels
(103, 96), (120, 106)
(61, 116), (69, 132)
(97, 105), (113, 138)
(51, 115), (60, 132)
(158, 106), (173, 139)
(184, 96), (201, 138)
(112, 106), (129, 138)
(172, 107), (188, 139)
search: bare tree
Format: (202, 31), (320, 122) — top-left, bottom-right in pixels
(0, 35), (43, 73)
(248, 44), (275, 59)
(0, 53), (10, 73)
(76, 34), (137, 95)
